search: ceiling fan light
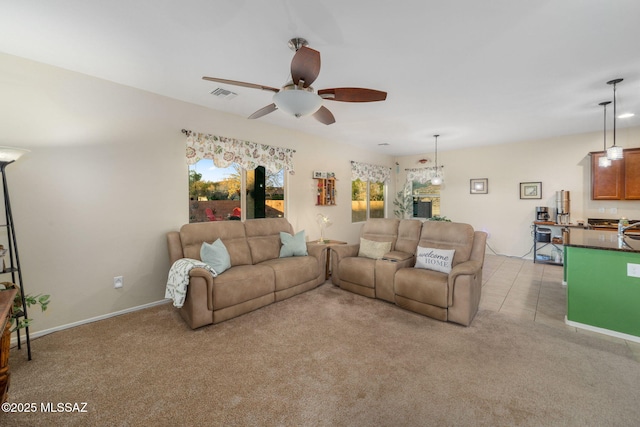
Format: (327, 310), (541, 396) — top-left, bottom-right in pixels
(599, 156), (612, 167)
(273, 87), (322, 118)
(607, 145), (623, 160)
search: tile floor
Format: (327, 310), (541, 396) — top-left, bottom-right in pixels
(481, 254), (640, 362)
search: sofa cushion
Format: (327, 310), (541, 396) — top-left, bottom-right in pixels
(395, 219), (423, 254)
(358, 238), (392, 259)
(245, 218), (294, 264)
(339, 256), (376, 289)
(418, 221), (474, 266)
(200, 238), (232, 274)
(361, 218), (400, 250)
(212, 264), (275, 310)
(395, 267), (449, 308)
(415, 247), (455, 274)
(180, 221), (252, 267)
(280, 230), (308, 257)
(260, 256), (319, 291)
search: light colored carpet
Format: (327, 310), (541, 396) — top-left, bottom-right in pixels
(3, 282), (639, 426)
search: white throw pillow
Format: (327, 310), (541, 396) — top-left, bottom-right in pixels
(415, 246), (455, 274)
(358, 238), (392, 259)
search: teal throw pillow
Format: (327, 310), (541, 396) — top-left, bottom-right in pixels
(200, 238), (231, 274)
(280, 230), (308, 257)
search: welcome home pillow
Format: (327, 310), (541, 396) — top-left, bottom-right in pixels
(200, 238), (232, 275)
(280, 230), (308, 257)
(415, 246), (455, 274)
(358, 238), (392, 259)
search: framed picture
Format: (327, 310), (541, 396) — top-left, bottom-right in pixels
(520, 182), (542, 199)
(470, 178), (488, 194)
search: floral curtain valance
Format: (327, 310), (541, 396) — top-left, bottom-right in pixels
(184, 130), (296, 175)
(405, 167), (443, 184)
(351, 161), (391, 183)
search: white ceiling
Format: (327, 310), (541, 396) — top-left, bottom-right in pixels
(1, 0), (639, 156)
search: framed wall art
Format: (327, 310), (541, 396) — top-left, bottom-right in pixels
(470, 178), (488, 194)
(520, 182), (542, 199)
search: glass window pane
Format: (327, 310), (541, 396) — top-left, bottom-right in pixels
(351, 179), (367, 222)
(265, 168), (285, 218)
(369, 181), (385, 219)
(189, 160), (284, 222)
(246, 167), (285, 219)
(188, 160), (241, 222)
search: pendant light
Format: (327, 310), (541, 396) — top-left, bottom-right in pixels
(606, 78), (624, 160)
(598, 101), (612, 168)
(431, 134), (443, 185)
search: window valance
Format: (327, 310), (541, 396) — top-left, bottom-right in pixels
(351, 161), (391, 183)
(184, 130), (296, 175)
(405, 167), (443, 184)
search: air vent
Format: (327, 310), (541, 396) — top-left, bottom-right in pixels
(378, 142), (390, 146)
(210, 88), (238, 99)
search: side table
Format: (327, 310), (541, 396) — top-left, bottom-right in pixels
(0, 287), (17, 404)
(310, 240), (347, 280)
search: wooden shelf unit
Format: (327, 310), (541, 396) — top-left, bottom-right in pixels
(316, 177), (336, 206)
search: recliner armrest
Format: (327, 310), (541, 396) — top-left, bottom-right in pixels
(331, 244), (360, 261)
(189, 267), (215, 311)
(447, 260), (483, 306)
(306, 242), (326, 260)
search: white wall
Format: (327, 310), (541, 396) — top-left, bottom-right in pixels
(0, 52), (393, 333)
(395, 127), (640, 258)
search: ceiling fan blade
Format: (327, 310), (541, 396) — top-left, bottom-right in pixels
(202, 76), (280, 93)
(313, 106), (335, 125)
(318, 87), (387, 102)
(291, 46), (321, 88)
(248, 103), (278, 119)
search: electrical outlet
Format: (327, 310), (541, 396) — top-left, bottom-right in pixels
(627, 264), (640, 278)
(610, 207), (618, 214)
(598, 207), (605, 213)
(114, 276), (123, 289)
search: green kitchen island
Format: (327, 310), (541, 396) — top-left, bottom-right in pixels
(564, 228), (640, 342)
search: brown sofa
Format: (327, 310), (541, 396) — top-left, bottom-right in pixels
(166, 218), (326, 329)
(331, 218), (487, 326)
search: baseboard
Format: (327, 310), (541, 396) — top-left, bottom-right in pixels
(11, 299), (172, 346)
(565, 316), (640, 344)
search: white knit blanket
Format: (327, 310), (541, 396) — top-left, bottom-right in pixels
(165, 258), (217, 308)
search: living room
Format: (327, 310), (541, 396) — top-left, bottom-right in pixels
(1, 1), (640, 425)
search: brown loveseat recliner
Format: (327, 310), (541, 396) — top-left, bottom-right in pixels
(331, 218), (487, 326)
(166, 218), (326, 329)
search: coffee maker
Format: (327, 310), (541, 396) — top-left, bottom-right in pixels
(536, 207), (550, 221)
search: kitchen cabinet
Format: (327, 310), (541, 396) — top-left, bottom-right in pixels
(591, 148), (640, 200)
(624, 148), (640, 199)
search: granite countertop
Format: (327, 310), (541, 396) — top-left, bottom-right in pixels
(564, 228), (640, 253)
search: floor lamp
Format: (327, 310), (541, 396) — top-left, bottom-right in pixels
(0, 146), (31, 360)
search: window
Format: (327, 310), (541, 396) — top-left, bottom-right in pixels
(351, 178), (385, 222)
(189, 159), (285, 222)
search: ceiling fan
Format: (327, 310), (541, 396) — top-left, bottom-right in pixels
(203, 37), (387, 125)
